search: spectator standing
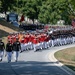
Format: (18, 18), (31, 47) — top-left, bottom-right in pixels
(13, 38), (21, 62)
(0, 38), (5, 61)
(6, 40), (13, 63)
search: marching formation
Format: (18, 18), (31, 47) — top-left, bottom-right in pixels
(0, 26), (75, 63)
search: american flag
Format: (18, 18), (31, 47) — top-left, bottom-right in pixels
(72, 19), (75, 27)
(20, 15), (25, 22)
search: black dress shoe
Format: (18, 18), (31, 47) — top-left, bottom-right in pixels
(8, 60), (11, 63)
(20, 51), (22, 53)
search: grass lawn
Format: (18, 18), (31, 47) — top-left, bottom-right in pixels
(54, 47), (75, 71)
(0, 29), (9, 38)
(0, 19), (23, 44)
(0, 29), (9, 45)
(0, 19), (23, 31)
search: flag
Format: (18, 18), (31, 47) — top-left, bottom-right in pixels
(72, 19), (75, 27)
(20, 15), (25, 22)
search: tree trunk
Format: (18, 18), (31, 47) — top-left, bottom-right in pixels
(32, 19), (34, 24)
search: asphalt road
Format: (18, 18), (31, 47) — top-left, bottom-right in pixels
(0, 44), (75, 75)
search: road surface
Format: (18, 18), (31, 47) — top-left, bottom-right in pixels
(0, 44), (75, 75)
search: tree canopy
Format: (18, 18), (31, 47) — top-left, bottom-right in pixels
(0, 0), (75, 25)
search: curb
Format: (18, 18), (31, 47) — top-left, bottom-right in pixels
(48, 45), (75, 75)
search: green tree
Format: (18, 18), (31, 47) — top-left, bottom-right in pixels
(0, 0), (15, 13)
(38, 0), (73, 25)
(0, 0), (74, 25)
(22, 0), (43, 23)
(69, 0), (75, 18)
(0, 1), (2, 11)
(12, 0), (25, 14)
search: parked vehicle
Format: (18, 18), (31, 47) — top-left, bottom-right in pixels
(11, 21), (19, 27)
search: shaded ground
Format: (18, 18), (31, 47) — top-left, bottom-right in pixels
(0, 19), (23, 31)
(55, 47), (75, 71)
(0, 29), (9, 38)
(0, 25), (17, 33)
(0, 19), (23, 44)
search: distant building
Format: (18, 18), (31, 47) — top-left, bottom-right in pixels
(0, 13), (6, 19)
(57, 20), (65, 25)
